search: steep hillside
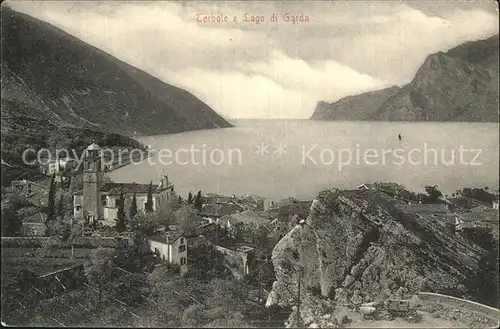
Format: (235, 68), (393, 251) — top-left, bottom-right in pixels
(312, 35), (499, 122)
(375, 44), (498, 121)
(1, 7), (232, 136)
(266, 188), (492, 326)
(310, 86), (400, 121)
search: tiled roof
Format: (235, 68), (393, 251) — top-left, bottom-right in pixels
(200, 204), (221, 216)
(101, 183), (154, 195)
(200, 203), (244, 217)
(240, 195), (265, 203)
(223, 210), (269, 226)
(74, 181), (173, 196)
(202, 193), (225, 198)
(358, 183), (377, 189)
(150, 231), (183, 244)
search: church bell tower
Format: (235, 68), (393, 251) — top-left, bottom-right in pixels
(82, 139), (104, 224)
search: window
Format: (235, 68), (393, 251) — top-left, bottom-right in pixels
(179, 245), (186, 252)
(180, 238), (184, 244)
(180, 257), (186, 265)
(76, 205), (82, 211)
(101, 195), (107, 206)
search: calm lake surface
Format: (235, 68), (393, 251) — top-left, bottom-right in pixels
(109, 120), (499, 201)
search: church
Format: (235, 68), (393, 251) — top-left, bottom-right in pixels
(73, 140), (174, 227)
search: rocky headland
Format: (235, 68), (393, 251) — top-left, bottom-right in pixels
(311, 35), (499, 122)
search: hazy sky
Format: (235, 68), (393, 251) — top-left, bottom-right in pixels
(6, 0), (499, 118)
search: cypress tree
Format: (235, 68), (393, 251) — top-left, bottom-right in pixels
(195, 190), (202, 210)
(145, 181), (154, 213)
(66, 175), (72, 191)
(187, 192), (193, 204)
(129, 192), (138, 221)
(57, 193), (65, 219)
(46, 173), (56, 226)
(116, 188), (126, 232)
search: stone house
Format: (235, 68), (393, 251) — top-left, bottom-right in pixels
(149, 232), (187, 274)
(268, 217), (288, 240)
(214, 245), (257, 278)
(357, 183), (377, 190)
(39, 158), (76, 182)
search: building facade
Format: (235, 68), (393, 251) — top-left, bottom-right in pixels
(269, 218), (288, 240)
(73, 140), (174, 226)
(149, 232), (187, 273)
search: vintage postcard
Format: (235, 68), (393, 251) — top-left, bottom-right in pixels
(1, 0), (499, 327)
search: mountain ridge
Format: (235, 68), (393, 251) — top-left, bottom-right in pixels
(311, 35), (499, 122)
(0, 6), (231, 186)
(1, 7), (232, 136)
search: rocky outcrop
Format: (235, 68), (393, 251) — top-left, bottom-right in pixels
(310, 86), (400, 121)
(267, 189), (487, 326)
(312, 35), (499, 122)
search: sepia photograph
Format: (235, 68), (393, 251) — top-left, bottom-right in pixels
(1, 0), (499, 327)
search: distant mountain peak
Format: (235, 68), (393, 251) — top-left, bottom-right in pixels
(311, 34), (499, 122)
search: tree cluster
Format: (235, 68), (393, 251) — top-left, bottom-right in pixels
(187, 243), (230, 280)
(187, 191), (202, 210)
(175, 204), (202, 237)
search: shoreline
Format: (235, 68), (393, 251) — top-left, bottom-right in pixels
(105, 150), (154, 173)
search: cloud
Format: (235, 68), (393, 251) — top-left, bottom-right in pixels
(6, 1), (499, 119)
(328, 5), (499, 83)
(168, 50), (387, 118)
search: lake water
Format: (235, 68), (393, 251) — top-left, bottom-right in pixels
(108, 120), (499, 201)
